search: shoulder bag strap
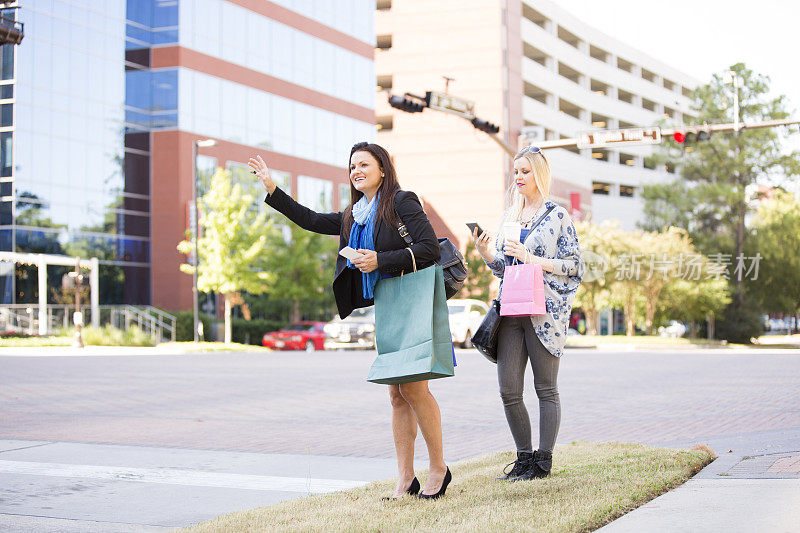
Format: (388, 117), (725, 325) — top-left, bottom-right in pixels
(530, 205), (556, 231)
(396, 214), (414, 245)
(511, 205), (556, 265)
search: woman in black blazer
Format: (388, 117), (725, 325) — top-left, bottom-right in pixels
(248, 142), (452, 500)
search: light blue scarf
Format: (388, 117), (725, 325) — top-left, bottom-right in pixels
(347, 192), (380, 299)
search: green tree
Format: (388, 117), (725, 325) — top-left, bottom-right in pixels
(260, 221), (339, 323)
(656, 276), (730, 338)
(749, 190), (800, 319)
(641, 63), (800, 307)
(579, 221), (731, 337)
(640, 64), (800, 342)
(456, 240), (493, 302)
(177, 169), (274, 343)
(574, 220), (624, 335)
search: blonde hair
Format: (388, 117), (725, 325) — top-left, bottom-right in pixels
(505, 146), (551, 221)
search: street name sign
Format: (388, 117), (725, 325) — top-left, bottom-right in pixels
(425, 91), (475, 119)
(520, 125), (546, 143)
(577, 127), (661, 149)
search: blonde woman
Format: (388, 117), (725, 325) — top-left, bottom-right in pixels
(473, 145), (583, 481)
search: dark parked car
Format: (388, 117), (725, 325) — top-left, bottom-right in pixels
(262, 322), (327, 351)
(323, 307), (376, 350)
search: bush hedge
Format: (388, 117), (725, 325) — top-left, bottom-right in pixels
(716, 301), (764, 344)
(173, 311), (215, 342)
(231, 317), (286, 345)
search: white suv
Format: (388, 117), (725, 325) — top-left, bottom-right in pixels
(447, 299), (489, 348)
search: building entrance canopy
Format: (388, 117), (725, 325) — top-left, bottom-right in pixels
(0, 252), (99, 335)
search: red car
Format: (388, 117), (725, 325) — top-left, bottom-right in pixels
(262, 322), (327, 351)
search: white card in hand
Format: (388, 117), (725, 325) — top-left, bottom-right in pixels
(339, 246), (365, 261)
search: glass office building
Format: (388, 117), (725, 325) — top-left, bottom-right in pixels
(5, 0), (375, 309)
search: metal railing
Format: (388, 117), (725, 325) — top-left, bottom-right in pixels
(0, 304), (176, 343)
(107, 305), (176, 343)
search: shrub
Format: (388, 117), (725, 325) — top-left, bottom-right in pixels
(231, 317), (286, 345)
(79, 325), (156, 347)
(0, 330), (35, 338)
(172, 311), (214, 342)
(715, 301), (764, 344)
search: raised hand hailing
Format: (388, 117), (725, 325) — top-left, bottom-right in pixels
(248, 155), (276, 194)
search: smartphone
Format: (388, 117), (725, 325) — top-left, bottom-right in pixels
(466, 222), (484, 236)
(339, 246), (365, 261)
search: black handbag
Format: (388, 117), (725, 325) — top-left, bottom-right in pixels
(471, 298), (502, 363)
(396, 219), (468, 300)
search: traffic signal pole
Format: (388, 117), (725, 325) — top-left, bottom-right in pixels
(482, 130), (516, 157)
(533, 118), (800, 150)
(387, 92), (798, 153)
(387, 91), (516, 156)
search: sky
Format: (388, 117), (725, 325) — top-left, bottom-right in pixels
(558, 0), (800, 152)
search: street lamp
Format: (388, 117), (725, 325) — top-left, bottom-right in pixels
(192, 138), (217, 343)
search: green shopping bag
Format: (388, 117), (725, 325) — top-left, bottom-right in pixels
(367, 264), (455, 385)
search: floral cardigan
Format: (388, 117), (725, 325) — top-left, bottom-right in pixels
(485, 200), (584, 358)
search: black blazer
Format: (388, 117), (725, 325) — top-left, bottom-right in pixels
(264, 187), (440, 319)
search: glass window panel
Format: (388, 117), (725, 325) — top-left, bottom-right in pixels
(0, 104), (11, 127)
(271, 170), (291, 195)
(314, 40), (335, 94)
(152, 69), (178, 111)
(338, 183), (351, 209)
(0, 132), (11, 177)
(221, 1), (247, 59)
(120, 212), (150, 237)
(297, 176), (333, 212)
(69, 51), (90, 98)
(126, 0), (152, 26)
(153, 1), (179, 27)
(246, 16), (269, 73)
(271, 22), (292, 80)
(15, 227), (66, 255)
(195, 154), (217, 194)
(226, 161), (259, 197)
(151, 27), (178, 45)
(245, 88), (270, 148)
(126, 69), (151, 110)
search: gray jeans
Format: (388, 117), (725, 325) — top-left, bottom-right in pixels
(496, 316), (561, 453)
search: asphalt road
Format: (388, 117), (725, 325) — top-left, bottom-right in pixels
(1, 347), (799, 531)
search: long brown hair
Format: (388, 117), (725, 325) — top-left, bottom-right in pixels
(342, 142), (400, 237)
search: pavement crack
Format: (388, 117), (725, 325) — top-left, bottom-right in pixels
(0, 442), (56, 455)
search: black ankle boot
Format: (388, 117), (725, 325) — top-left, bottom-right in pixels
(496, 451), (534, 481)
(510, 449), (552, 481)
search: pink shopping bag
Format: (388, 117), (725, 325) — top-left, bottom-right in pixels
(500, 263), (546, 317)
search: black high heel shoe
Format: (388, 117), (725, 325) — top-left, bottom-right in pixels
(417, 467), (452, 500)
(381, 477), (420, 501)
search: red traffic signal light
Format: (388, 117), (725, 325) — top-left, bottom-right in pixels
(673, 131), (686, 143)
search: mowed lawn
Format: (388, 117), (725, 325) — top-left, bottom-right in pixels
(184, 442), (713, 533)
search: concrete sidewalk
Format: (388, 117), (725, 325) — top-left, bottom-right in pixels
(599, 427), (800, 532)
(0, 440), (396, 532)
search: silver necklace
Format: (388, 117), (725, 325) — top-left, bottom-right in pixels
(521, 200), (544, 226)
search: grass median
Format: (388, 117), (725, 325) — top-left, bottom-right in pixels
(184, 441), (713, 533)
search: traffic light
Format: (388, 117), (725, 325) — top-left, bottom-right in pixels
(673, 127), (712, 145)
(471, 117), (500, 134)
(388, 95), (425, 113)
